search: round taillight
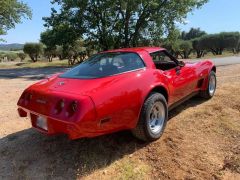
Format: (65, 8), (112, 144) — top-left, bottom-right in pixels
(54, 100), (65, 114)
(71, 101), (78, 112)
(60, 100), (65, 108)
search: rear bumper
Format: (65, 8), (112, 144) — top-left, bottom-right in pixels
(17, 107), (99, 139)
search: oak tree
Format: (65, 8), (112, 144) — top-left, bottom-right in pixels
(43, 0), (208, 50)
(0, 0), (32, 40)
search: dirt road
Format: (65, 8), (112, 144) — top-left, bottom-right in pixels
(0, 65), (239, 179)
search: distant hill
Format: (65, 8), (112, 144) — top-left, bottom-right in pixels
(0, 43), (24, 51)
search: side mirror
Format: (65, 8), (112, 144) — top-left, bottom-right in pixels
(178, 61), (185, 67)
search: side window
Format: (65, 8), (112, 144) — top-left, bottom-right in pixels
(152, 51), (172, 63)
(151, 51), (177, 71)
(120, 53), (145, 71)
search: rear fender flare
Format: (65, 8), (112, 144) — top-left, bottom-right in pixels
(133, 83), (169, 128)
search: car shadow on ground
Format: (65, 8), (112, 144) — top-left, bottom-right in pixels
(168, 96), (206, 119)
(0, 96), (206, 179)
(0, 129), (148, 179)
(0, 67), (69, 80)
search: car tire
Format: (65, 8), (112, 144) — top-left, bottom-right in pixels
(132, 92), (168, 142)
(200, 71), (216, 99)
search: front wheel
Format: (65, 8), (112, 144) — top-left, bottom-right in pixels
(132, 93), (168, 141)
(200, 71), (217, 99)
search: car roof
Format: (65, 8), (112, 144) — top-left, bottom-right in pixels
(102, 47), (166, 54)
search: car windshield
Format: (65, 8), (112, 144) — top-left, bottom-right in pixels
(60, 52), (145, 79)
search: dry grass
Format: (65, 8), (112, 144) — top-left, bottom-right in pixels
(0, 64), (240, 179)
(183, 51), (239, 60)
(0, 59), (69, 69)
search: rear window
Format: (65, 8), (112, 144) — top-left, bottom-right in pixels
(60, 52), (145, 79)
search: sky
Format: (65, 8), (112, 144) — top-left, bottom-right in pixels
(1, 0), (240, 44)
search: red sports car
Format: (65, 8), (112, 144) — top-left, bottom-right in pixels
(17, 47), (216, 141)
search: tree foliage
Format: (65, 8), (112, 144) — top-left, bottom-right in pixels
(6, 52), (18, 61)
(192, 38), (205, 58)
(43, 0), (208, 50)
(195, 32), (240, 56)
(178, 40), (192, 58)
(23, 43), (43, 62)
(164, 29), (240, 59)
(66, 40), (87, 65)
(0, 0), (32, 38)
(17, 52), (26, 61)
(181, 27), (206, 40)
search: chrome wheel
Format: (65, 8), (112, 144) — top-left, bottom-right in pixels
(209, 74), (216, 96)
(148, 102), (165, 134)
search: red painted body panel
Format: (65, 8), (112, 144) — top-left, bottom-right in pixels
(17, 47), (215, 139)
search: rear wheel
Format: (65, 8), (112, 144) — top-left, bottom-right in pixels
(132, 92), (168, 141)
(200, 71), (216, 99)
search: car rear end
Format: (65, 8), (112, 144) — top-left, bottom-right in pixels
(17, 88), (97, 139)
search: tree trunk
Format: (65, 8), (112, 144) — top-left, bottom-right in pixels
(30, 55), (37, 62)
(210, 49), (217, 55)
(196, 50), (203, 58)
(219, 48), (223, 55)
(48, 56), (53, 62)
(178, 52), (184, 59)
(68, 58), (73, 66)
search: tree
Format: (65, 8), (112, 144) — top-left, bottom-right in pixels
(17, 52), (26, 61)
(179, 40), (192, 59)
(55, 45), (64, 60)
(181, 27), (206, 40)
(0, 53), (4, 62)
(0, 0), (32, 39)
(43, 0), (208, 50)
(162, 28), (181, 57)
(219, 32), (240, 53)
(6, 52), (17, 61)
(40, 29), (56, 48)
(198, 32), (240, 55)
(41, 30), (60, 62)
(23, 43), (43, 62)
(67, 40), (87, 65)
(43, 47), (56, 62)
(40, 27), (79, 58)
(192, 38), (205, 58)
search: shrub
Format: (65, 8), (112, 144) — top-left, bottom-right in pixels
(6, 53), (18, 61)
(17, 52), (27, 61)
(23, 43), (43, 62)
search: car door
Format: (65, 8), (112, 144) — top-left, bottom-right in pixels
(164, 65), (197, 104)
(151, 51), (197, 105)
